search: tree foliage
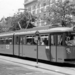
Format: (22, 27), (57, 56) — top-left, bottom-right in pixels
(41, 0), (75, 27)
(0, 17), (11, 32)
(0, 11), (37, 32)
(9, 11), (36, 31)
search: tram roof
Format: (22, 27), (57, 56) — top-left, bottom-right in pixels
(0, 25), (73, 37)
(14, 26), (73, 35)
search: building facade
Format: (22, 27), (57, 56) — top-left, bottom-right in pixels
(24, 0), (73, 26)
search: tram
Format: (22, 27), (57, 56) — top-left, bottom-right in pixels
(0, 25), (75, 65)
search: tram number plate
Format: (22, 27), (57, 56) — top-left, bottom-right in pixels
(6, 45), (10, 49)
(45, 46), (49, 49)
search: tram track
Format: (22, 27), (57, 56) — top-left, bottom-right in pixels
(0, 56), (73, 75)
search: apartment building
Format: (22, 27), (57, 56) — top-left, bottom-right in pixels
(24, 0), (73, 26)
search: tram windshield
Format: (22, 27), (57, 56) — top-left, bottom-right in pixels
(65, 33), (75, 46)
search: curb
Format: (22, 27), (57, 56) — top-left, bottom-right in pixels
(0, 55), (75, 75)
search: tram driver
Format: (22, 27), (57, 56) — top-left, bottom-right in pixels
(65, 35), (75, 46)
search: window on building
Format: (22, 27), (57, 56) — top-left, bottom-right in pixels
(32, 4), (36, 10)
(50, 0), (53, 4)
(37, 2), (40, 8)
(37, 9), (41, 14)
(36, 10), (41, 18)
(46, 0), (50, 5)
(32, 10), (36, 15)
(41, 0), (46, 7)
(51, 0), (56, 4)
(41, 20), (45, 26)
(45, 6), (50, 12)
(35, 22), (37, 26)
(41, 7), (45, 13)
(43, 2), (47, 6)
(37, 21), (40, 26)
(27, 6), (31, 12)
(44, 22), (47, 25)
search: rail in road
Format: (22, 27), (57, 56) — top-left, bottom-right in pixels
(0, 55), (75, 75)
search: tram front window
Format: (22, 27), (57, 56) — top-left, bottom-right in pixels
(65, 33), (75, 46)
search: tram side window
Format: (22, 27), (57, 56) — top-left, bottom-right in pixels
(26, 36), (37, 45)
(26, 35), (49, 46)
(57, 35), (63, 46)
(0, 38), (4, 44)
(15, 36), (19, 45)
(0, 37), (12, 44)
(20, 36), (23, 44)
(65, 33), (75, 46)
(5, 37), (12, 44)
(22, 36), (26, 45)
(40, 35), (49, 46)
(51, 35), (55, 45)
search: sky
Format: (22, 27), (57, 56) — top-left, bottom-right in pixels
(0, 0), (24, 19)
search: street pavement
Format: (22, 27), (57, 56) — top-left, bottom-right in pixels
(0, 58), (65, 75)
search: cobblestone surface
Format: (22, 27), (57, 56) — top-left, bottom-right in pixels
(0, 59), (56, 75)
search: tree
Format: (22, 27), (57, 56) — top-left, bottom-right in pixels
(9, 11), (36, 31)
(41, 0), (75, 27)
(19, 11), (36, 29)
(0, 17), (11, 32)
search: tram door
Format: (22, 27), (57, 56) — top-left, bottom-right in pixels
(50, 33), (67, 62)
(50, 34), (57, 62)
(19, 36), (23, 56)
(56, 33), (66, 62)
(14, 36), (20, 56)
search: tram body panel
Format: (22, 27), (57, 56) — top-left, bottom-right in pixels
(0, 44), (13, 54)
(69, 46), (75, 59)
(38, 46), (50, 61)
(50, 46), (57, 62)
(66, 46), (75, 59)
(5, 44), (13, 54)
(57, 46), (66, 62)
(14, 45), (20, 56)
(0, 45), (4, 53)
(19, 44), (23, 56)
(22, 45), (36, 58)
